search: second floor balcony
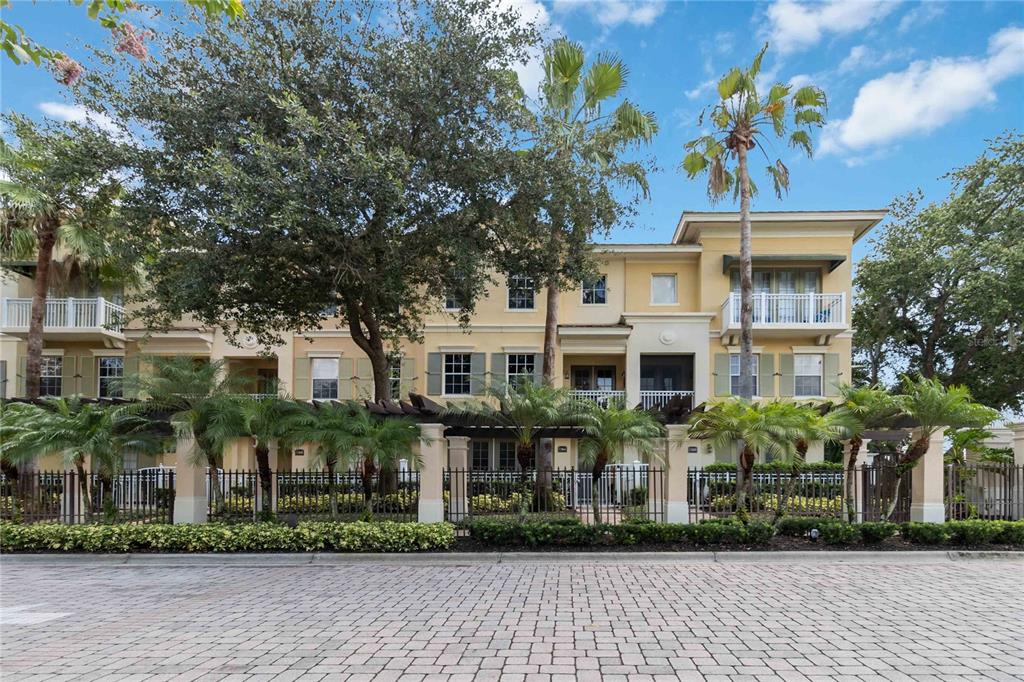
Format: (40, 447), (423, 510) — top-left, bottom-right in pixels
(1, 297), (126, 342)
(720, 292), (847, 339)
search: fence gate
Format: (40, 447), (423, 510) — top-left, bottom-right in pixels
(860, 465), (911, 523)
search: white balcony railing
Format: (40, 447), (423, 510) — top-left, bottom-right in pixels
(0, 297), (126, 334)
(721, 292), (846, 328)
(640, 390), (694, 411)
(571, 389), (626, 407)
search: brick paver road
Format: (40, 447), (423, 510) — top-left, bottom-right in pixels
(1, 557), (1022, 681)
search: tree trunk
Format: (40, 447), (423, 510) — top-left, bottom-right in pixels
(773, 440), (807, 525)
(361, 455), (377, 520)
(326, 458), (338, 520)
(591, 452), (607, 525)
(516, 442), (533, 522)
(204, 449), (224, 515)
(75, 457), (92, 522)
(843, 435), (863, 523)
(25, 221), (58, 401)
(735, 444), (755, 517)
(255, 443), (272, 515)
(880, 436), (930, 521)
(735, 143), (755, 400)
(534, 281), (560, 506)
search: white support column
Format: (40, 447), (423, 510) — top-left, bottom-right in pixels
(417, 424), (446, 523)
(910, 428), (946, 523)
(665, 424), (700, 523)
(173, 434), (208, 524)
(447, 435), (470, 522)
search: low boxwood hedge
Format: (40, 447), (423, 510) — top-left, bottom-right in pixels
(0, 520), (455, 553)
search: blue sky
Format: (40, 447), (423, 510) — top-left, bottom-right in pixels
(2, 0), (1022, 262)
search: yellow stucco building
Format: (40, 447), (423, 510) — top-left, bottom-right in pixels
(1, 209), (885, 470)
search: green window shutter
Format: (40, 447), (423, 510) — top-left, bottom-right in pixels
(293, 356), (310, 399)
(339, 357), (354, 399)
(490, 353), (505, 390)
(60, 355), (76, 396)
(779, 354), (795, 397)
(0, 360), (6, 399)
(123, 355), (139, 399)
(713, 353), (731, 396)
(78, 355), (96, 398)
(758, 353), (775, 397)
(426, 353), (442, 396)
(823, 353), (841, 396)
(400, 356), (417, 397)
(470, 353), (486, 395)
(354, 357), (373, 399)
(16, 356), (27, 397)
(533, 353), (544, 386)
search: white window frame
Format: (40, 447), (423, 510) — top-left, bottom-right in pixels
(443, 295), (460, 312)
(471, 440), (490, 470)
(506, 275), (535, 311)
(40, 356), (62, 397)
(388, 354), (402, 400)
(311, 357), (339, 400)
(97, 356), (124, 398)
(506, 354), (535, 388)
(794, 353), (824, 397)
(729, 353), (759, 396)
(581, 274), (607, 305)
(443, 353), (472, 396)
(650, 274), (678, 305)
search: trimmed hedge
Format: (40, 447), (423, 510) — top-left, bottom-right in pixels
(0, 521), (455, 553)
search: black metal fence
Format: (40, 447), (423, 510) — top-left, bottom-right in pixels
(207, 469), (420, 523)
(1, 470), (175, 525)
(687, 468), (843, 522)
(946, 463), (1024, 521)
(444, 466), (665, 525)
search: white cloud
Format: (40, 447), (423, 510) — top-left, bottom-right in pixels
(553, 1), (667, 28)
(838, 44), (911, 73)
(898, 2), (945, 33)
(38, 102), (119, 134)
(763, 0), (896, 55)
(822, 26), (1024, 157)
(839, 45), (870, 72)
(685, 78), (716, 100)
(496, 0), (559, 98)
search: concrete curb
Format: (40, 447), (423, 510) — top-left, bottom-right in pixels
(1, 550), (1020, 567)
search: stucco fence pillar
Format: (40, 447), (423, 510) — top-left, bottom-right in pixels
(1010, 423), (1024, 520)
(910, 428), (946, 523)
(173, 434), (208, 524)
(664, 424), (703, 523)
(447, 435), (470, 523)
(417, 423), (446, 523)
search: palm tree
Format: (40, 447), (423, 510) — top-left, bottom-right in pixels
(446, 382), (574, 518)
(342, 408), (420, 519)
(681, 44), (827, 399)
(237, 394), (314, 515)
(831, 384), (899, 522)
(292, 401), (360, 520)
(575, 400), (663, 524)
(1, 114), (130, 400)
(687, 398), (805, 515)
(120, 356), (248, 512)
(0, 397), (164, 520)
(879, 376), (997, 521)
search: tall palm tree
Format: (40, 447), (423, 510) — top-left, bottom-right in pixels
(687, 398), (805, 514)
(237, 394), (314, 515)
(292, 401), (360, 520)
(0, 397), (164, 520)
(1, 114), (130, 401)
(575, 400), (663, 524)
(342, 408), (420, 519)
(120, 356), (248, 512)
(879, 376), (997, 520)
(831, 384), (899, 522)
(681, 44), (827, 399)
(446, 382), (574, 517)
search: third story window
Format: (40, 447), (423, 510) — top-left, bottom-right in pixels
(651, 274), (677, 304)
(795, 354), (823, 397)
(98, 357), (124, 398)
(40, 356), (62, 396)
(443, 353), (472, 395)
(582, 275), (607, 305)
(311, 358), (339, 400)
(730, 353), (759, 396)
(507, 275), (535, 310)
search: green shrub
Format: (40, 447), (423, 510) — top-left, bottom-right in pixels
(0, 521), (454, 553)
(995, 521), (1024, 545)
(901, 522), (950, 545)
(858, 522), (898, 543)
(946, 520), (1006, 545)
(820, 523), (860, 545)
(703, 461), (843, 473)
(776, 517), (828, 537)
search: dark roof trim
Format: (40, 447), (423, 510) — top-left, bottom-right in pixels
(722, 254), (847, 274)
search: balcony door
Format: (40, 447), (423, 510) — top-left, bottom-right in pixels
(571, 366), (616, 391)
(639, 355), (694, 392)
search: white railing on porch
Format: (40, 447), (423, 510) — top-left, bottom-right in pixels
(721, 292), (846, 327)
(571, 389), (626, 407)
(640, 390), (694, 410)
(1, 297), (126, 333)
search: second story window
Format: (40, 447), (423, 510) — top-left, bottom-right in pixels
(388, 354), (403, 399)
(651, 274), (677, 305)
(40, 356), (62, 397)
(507, 275), (535, 310)
(730, 353), (759, 396)
(311, 358), (339, 400)
(795, 354), (823, 396)
(582, 275), (607, 305)
(443, 353), (472, 395)
(443, 295), (460, 311)
(506, 354), (535, 387)
(98, 357), (124, 398)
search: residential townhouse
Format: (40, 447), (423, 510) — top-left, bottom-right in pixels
(0, 209), (885, 470)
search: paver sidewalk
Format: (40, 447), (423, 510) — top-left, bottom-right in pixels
(1, 558), (1021, 681)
